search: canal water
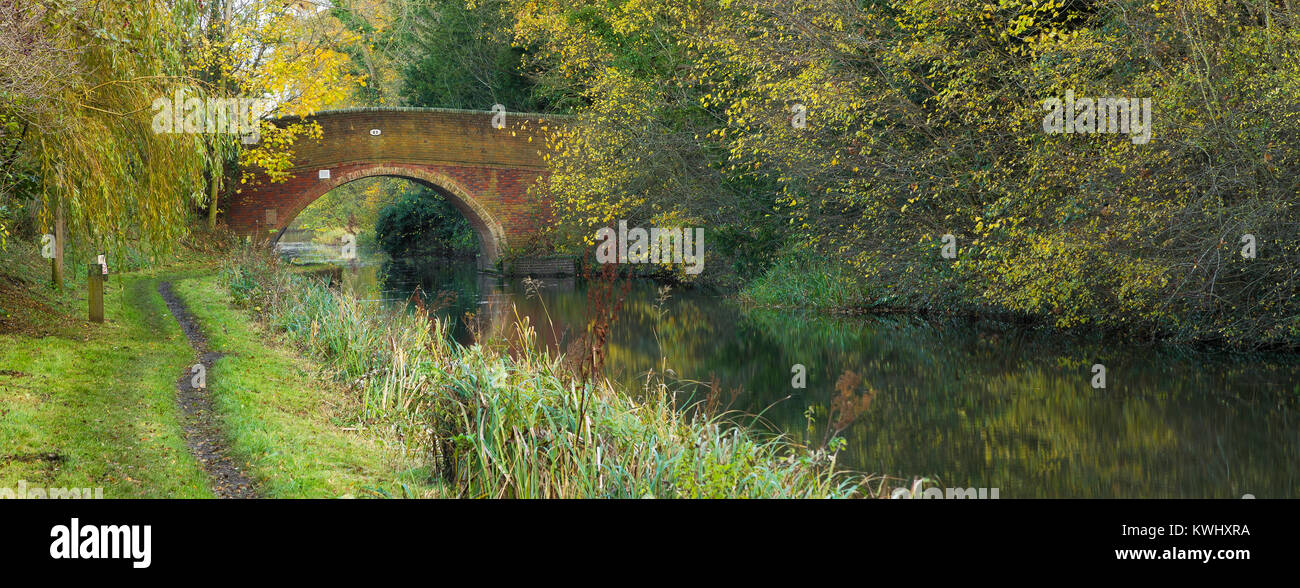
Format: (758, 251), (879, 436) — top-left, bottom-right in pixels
(277, 242), (1300, 498)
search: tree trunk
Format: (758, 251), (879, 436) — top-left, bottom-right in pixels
(208, 174), (220, 230)
(54, 198), (65, 291)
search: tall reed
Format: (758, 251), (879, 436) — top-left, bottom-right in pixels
(220, 246), (885, 498)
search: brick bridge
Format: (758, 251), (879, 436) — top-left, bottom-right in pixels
(224, 107), (564, 270)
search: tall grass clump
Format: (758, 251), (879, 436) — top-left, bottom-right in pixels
(740, 247), (870, 311)
(220, 245), (885, 498)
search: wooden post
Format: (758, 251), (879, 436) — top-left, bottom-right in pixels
(88, 263), (104, 323)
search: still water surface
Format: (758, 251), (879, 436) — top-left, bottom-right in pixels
(279, 242), (1300, 498)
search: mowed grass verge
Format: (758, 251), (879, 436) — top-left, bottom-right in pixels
(170, 276), (442, 498)
(2, 235), (439, 498)
(0, 273), (212, 497)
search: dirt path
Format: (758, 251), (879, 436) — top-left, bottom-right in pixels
(157, 281), (256, 499)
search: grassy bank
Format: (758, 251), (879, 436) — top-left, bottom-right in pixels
(0, 245), (214, 496)
(739, 244), (1300, 351)
(0, 236), (445, 497)
(222, 246), (884, 498)
(169, 277), (443, 497)
(739, 248), (872, 311)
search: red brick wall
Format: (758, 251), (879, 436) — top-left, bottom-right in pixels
(225, 108), (561, 266)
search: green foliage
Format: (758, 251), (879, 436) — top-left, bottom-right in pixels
(2, 0), (374, 252)
(514, 0), (1300, 347)
(3, 2), (211, 253)
(289, 176), (400, 251)
(373, 186), (477, 258)
(395, 0), (545, 110)
(510, 0), (790, 286)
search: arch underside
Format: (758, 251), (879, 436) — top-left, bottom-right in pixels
(280, 164), (506, 269)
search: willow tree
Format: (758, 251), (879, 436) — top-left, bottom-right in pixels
(2, 0), (209, 277)
(2, 0), (367, 270)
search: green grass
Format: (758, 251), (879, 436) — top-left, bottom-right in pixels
(170, 277), (442, 498)
(740, 248), (869, 311)
(0, 273), (213, 497)
(1, 233), (446, 498)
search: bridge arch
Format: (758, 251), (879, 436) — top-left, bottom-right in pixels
(277, 163), (508, 266)
(225, 107), (564, 271)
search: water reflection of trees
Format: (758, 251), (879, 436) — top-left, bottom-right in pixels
(362, 259), (1300, 497)
(378, 258), (487, 343)
(723, 310), (1300, 498)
